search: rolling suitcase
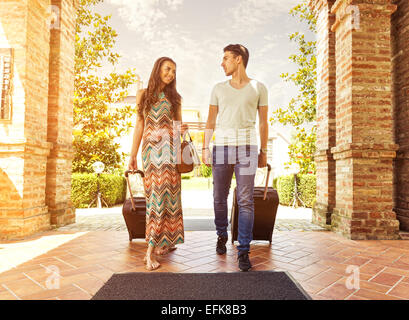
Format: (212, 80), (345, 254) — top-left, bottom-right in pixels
(231, 164), (279, 244)
(122, 170), (146, 241)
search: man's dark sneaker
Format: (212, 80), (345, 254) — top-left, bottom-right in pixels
(238, 251), (252, 271)
(216, 236), (228, 255)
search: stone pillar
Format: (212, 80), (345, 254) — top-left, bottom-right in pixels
(0, 0), (53, 240)
(46, 0), (77, 227)
(392, 0), (409, 232)
(309, 0), (337, 227)
(330, 0), (399, 240)
(0, 0), (78, 240)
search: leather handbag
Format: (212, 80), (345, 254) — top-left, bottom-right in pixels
(177, 131), (200, 173)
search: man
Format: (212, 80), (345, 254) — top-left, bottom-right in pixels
(202, 44), (269, 271)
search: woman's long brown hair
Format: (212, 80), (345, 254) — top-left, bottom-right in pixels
(138, 57), (182, 119)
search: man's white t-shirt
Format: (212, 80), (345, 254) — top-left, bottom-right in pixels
(210, 79), (268, 146)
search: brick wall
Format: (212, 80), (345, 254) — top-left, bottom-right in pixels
(392, 0), (409, 231)
(0, 0), (78, 240)
(46, 0), (76, 227)
(331, 0), (399, 240)
(1, 0), (408, 240)
(0, 0), (52, 239)
(310, 0), (337, 227)
(310, 0), (402, 239)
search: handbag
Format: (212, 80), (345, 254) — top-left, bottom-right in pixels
(177, 131), (201, 173)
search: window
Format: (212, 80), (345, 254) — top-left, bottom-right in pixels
(0, 48), (13, 120)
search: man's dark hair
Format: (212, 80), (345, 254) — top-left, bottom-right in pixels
(223, 44), (250, 68)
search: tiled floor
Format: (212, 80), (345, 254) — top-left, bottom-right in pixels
(1, 229), (409, 300)
(58, 205), (324, 232)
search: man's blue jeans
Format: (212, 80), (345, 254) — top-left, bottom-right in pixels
(212, 145), (258, 255)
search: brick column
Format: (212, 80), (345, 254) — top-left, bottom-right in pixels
(0, 0), (53, 239)
(0, 0), (78, 239)
(330, 0), (399, 240)
(392, 0), (409, 231)
(309, 0), (337, 227)
(46, 0), (77, 227)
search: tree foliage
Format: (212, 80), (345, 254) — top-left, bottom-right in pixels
(270, 0), (317, 174)
(73, 0), (137, 173)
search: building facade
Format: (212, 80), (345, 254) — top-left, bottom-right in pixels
(0, 0), (78, 240)
(1, 0), (408, 240)
(310, 0), (409, 239)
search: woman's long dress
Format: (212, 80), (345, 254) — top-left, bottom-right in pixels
(142, 92), (184, 247)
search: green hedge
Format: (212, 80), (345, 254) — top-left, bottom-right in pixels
(200, 164), (212, 178)
(276, 174), (316, 208)
(71, 173), (127, 208)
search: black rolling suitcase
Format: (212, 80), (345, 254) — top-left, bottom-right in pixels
(122, 170), (146, 241)
(231, 164), (279, 244)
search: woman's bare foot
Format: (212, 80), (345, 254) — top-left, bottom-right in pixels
(144, 254), (160, 271)
(155, 246), (177, 255)
(144, 244), (160, 270)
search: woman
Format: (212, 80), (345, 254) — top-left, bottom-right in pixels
(128, 57), (187, 271)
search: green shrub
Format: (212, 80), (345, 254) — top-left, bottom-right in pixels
(200, 164), (212, 178)
(276, 174), (316, 208)
(181, 174), (191, 180)
(277, 175), (295, 206)
(273, 177), (278, 189)
(298, 174), (316, 208)
(71, 173), (127, 208)
(72, 133), (124, 174)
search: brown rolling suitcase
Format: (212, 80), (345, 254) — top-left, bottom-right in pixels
(231, 164), (279, 244)
(122, 170), (146, 241)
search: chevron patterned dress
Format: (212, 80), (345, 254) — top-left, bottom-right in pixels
(142, 92), (184, 248)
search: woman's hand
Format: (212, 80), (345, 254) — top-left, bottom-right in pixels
(128, 155), (138, 172)
(202, 148), (211, 167)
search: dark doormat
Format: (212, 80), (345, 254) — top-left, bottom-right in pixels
(91, 271), (311, 300)
(184, 218), (217, 231)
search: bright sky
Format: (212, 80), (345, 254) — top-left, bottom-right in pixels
(95, 0), (313, 135)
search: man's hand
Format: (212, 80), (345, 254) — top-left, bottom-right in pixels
(258, 152), (267, 168)
(202, 148), (212, 167)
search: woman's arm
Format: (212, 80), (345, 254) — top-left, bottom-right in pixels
(130, 89), (145, 158)
(174, 103), (188, 136)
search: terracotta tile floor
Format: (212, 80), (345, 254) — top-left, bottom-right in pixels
(1, 229), (409, 300)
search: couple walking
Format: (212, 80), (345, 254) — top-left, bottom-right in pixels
(128, 44), (269, 271)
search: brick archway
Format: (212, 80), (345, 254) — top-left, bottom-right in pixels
(1, 0), (408, 241)
(0, 0), (78, 240)
(309, 0), (409, 239)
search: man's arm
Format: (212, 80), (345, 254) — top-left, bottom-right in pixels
(204, 105), (218, 148)
(202, 105), (218, 165)
(258, 105), (269, 167)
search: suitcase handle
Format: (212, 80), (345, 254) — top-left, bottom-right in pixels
(124, 170), (145, 178)
(263, 164), (271, 201)
(124, 170), (145, 212)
